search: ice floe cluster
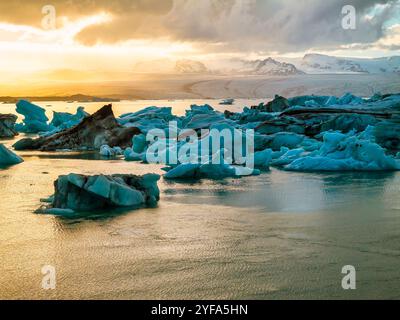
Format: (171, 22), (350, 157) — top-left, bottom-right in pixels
(4, 92), (400, 213)
(96, 93), (400, 178)
(15, 100), (88, 135)
(0, 144), (23, 166)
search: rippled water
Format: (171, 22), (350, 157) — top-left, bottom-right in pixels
(1, 100), (400, 299)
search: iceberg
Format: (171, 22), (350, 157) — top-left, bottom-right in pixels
(253, 148), (273, 168)
(45, 107), (89, 135)
(15, 100), (53, 133)
(271, 148), (305, 166)
(118, 106), (177, 133)
(269, 132), (304, 150)
(99, 145), (123, 157)
(164, 162), (259, 180)
(219, 98), (235, 105)
(37, 173), (160, 213)
(284, 129), (400, 171)
(0, 144), (23, 166)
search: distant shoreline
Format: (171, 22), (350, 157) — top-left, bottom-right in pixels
(1, 74), (399, 102)
(0, 94), (120, 104)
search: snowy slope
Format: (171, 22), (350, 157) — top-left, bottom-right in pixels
(234, 58), (304, 75)
(298, 54), (400, 74)
(174, 60), (208, 74)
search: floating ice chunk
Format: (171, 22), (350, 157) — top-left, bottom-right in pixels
(99, 145), (124, 157)
(271, 147), (290, 159)
(49, 107), (88, 130)
(100, 145), (114, 157)
(285, 129), (400, 171)
(15, 100), (53, 133)
(87, 175), (111, 198)
(186, 104), (214, 115)
(338, 93), (364, 105)
(38, 173), (161, 213)
(15, 120), (54, 134)
(67, 173), (85, 188)
(199, 163), (236, 178)
(233, 166), (261, 176)
(124, 147), (143, 161)
(36, 208), (75, 215)
(304, 100), (320, 108)
(132, 134), (147, 153)
(219, 98), (235, 105)
(270, 132), (304, 150)
(320, 114), (377, 133)
(254, 148), (273, 168)
(118, 107), (176, 133)
(325, 96), (339, 106)
(40, 195), (54, 203)
(271, 148), (305, 166)
(109, 183), (145, 207)
(164, 162), (260, 180)
(0, 144), (23, 166)
(16, 100), (48, 122)
(184, 112), (234, 130)
(301, 137), (322, 152)
(164, 163), (201, 179)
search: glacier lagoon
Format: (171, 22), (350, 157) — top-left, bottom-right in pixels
(1, 100), (400, 299)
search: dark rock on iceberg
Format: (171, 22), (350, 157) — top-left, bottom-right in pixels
(251, 95), (290, 112)
(0, 114), (18, 138)
(13, 104), (140, 151)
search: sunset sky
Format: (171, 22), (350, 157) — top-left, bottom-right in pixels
(0, 0), (399, 95)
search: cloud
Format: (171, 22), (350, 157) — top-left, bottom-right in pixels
(0, 0), (399, 54)
(163, 0), (400, 53)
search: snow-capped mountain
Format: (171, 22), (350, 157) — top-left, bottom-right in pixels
(233, 58), (304, 75)
(174, 59), (208, 74)
(299, 53), (400, 74)
(132, 54), (400, 75)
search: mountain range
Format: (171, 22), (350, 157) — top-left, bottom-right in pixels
(133, 54), (400, 76)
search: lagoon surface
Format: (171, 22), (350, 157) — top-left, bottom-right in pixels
(1, 100), (400, 299)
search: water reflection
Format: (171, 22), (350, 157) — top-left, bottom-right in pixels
(163, 169), (398, 214)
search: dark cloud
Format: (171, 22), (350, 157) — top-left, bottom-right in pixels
(0, 0), (398, 53)
(163, 0), (400, 52)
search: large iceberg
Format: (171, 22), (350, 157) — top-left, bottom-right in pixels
(0, 144), (23, 166)
(284, 129), (400, 171)
(163, 163), (260, 180)
(45, 107), (89, 135)
(15, 100), (53, 133)
(118, 106), (177, 134)
(37, 173), (160, 213)
(15, 100), (89, 135)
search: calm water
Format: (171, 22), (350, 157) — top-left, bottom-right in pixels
(1, 100), (400, 299)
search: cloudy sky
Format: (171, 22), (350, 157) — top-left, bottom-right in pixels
(0, 0), (399, 90)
